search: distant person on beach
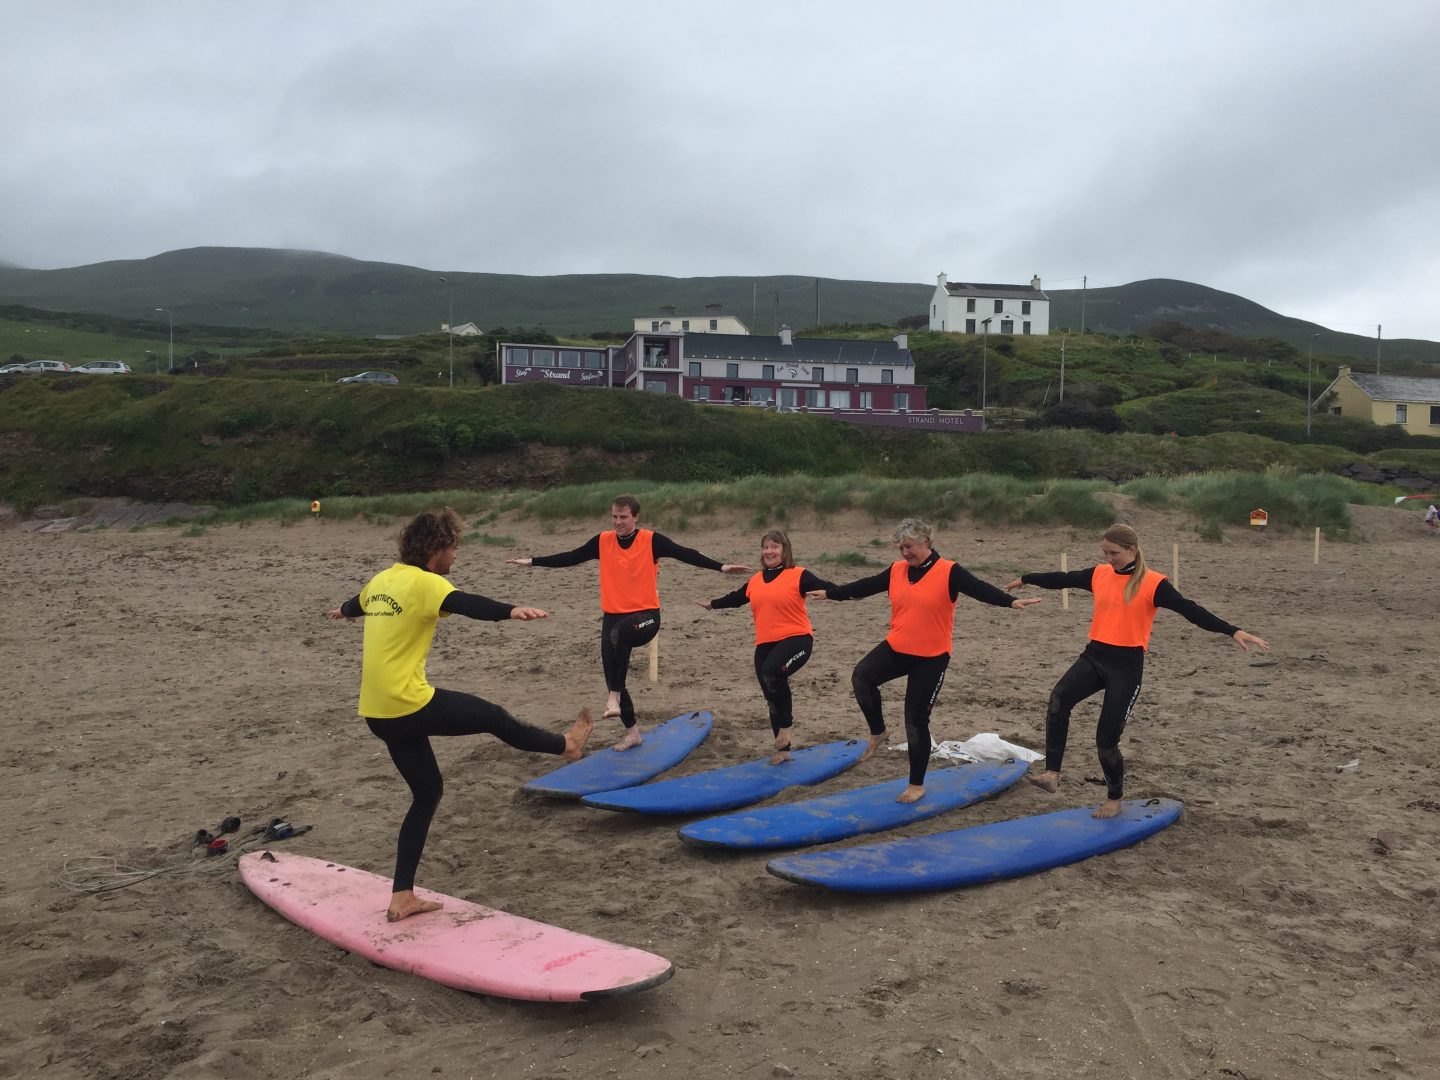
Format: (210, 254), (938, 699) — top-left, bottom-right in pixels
(508, 494), (749, 750)
(329, 507), (592, 922)
(695, 528), (837, 764)
(808, 518), (1041, 803)
(1005, 523), (1269, 820)
(1425, 503), (1439, 531)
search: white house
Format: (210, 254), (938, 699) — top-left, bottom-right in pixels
(929, 274), (1050, 336)
(444, 322), (483, 336)
(633, 305), (751, 335)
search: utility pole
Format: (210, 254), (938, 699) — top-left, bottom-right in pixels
(1059, 334), (1067, 403)
(752, 283), (757, 330)
(814, 278), (820, 329)
(1306, 334), (1318, 439)
(980, 317), (992, 426)
(1080, 275), (1087, 336)
(1375, 324), (1382, 375)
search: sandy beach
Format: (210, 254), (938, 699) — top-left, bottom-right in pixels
(2, 501), (1436, 1079)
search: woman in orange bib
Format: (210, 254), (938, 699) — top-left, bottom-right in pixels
(811, 518), (1040, 803)
(1005, 523), (1269, 819)
(696, 529), (837, 764)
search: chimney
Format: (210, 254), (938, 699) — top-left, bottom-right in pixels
(892, 332), (908, 351)
(661, 305), (677, 316)
(779, 324), (793, 346)
(937, 272), (948, 287)
(1031, 275), (1041, 290)
(705, 302), (722, 313)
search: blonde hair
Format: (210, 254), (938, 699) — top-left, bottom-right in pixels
(759, 528), (795, 569)
(893, 518), (933, 545)
(1102, 523), (1146, 602)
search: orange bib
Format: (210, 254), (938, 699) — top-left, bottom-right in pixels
(599, 529), (659, 614)
(1087, 564), (1164, 648)
(746, 567), (812, 645)
(885, 558), (956, 657)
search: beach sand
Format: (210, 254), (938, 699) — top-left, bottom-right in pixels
(2, 503), (1436, 1079)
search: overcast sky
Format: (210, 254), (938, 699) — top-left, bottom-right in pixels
(4, 1), (1438, 339)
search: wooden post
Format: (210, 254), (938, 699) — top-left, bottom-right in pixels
(1060, 552), (1069, 609)
(1172, 543), (1181, 589)
(1313, 527), (1320, 565)
(649, 635), (660, 682)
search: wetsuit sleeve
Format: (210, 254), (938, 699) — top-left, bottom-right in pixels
(825, 568), (891, 601)
(798, 569), (839, 595)
(530, 535), (601, 568)
(440, 590), (516, 622)
(1021, 569), (1095, 591)
(708, 583), (752, 609)
(651, 532), (725, 572)
(1153, 579), (1239, 636)
(339, 595), (363, 618)
(950, 564), (1017, 607)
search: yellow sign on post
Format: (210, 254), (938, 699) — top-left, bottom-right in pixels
(310, 500), (321, 516)
(1249, 508), (1268, 527)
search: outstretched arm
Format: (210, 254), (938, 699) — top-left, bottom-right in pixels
(697, 582), (751, 611)
(441, 591), (543, 622)
(652, 532), (751, 573)
(507, 535), (601, 569)
(327, 595), (363, 621)
(952, 564), (1038, 609)
(814, 567), (890, 602)
(1004, 568), (1094, 593)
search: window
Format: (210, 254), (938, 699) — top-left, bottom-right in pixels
(1021, 300), (1031, 315)
(931, 305), (936, 318)
(965, 318), (976, 334)
(1431, 405), (1440, 425)
(644, 380), (667, 393)
(846, 367), (859, 384)
(532, 349), (555, 367)
(709, 319), (718, 331)
(881, 369), (893, 384)
(1396, 404), (1408, 424)
(692, 384), (709, 401)
(779, 387), (797, 411)
(1022, 321), (1031, 335)
(688, 362), (701, 377)
(651, 320), (660, 331)
(994, 300), (1003, 314)
(584, 351), (606, 369)
(812, 367), (825, 383)
(724, 385), (747, 402)
(802, 388), (823, 408)
(726, 362), (739, 378)
(507, 348), (527, 366)
(682, 320), (690, 331)
(966, 299), (976, 313)
(559, 350), (581, 367)
(1001, 320), (1014, 334)
(762, 364), (774, 380)
(830, 389), (851, 409)
(894, 392), (910, 411)
(751, 387), (773, 405)
(1330, 406), (1342, 416)
(859, 391), (873, 409)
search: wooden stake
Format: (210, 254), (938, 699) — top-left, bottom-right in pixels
(1313, 527), (1320, 565)
(1172, 543), (1181, 589)
(649, 635), (660, 682)
(1060, 552), (1069, 609)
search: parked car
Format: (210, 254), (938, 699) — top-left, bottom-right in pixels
(22, 360), (70, 373)
(72, 360), (133, 375)
(0, 363), (28, 374)
(337, 370), (399, 385)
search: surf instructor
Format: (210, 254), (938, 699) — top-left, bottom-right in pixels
(329, 507), (593, 922)
(508, 494), (749, 750)
(809, 517), (1041, 803)
(1005, 523), (1269, 819)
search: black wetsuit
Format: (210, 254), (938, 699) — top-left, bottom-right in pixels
(341, 589), (564, 893)
(709, 567), (836, 738)
(828, 551), (1015, 786)
(532, 531), (725, 728)
(1020, 564), (1237, 799)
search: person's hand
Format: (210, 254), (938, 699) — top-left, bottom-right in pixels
(1233, 630), (1269, 652)
(506, 557), (533, 566)
(509, 607), (548, 620)
(1010, 597), (1042, 610)
(1003, 578), (1025, 592)
(721, 563), (751, 574)
(694, 599), (713, 610)
(805, 589), (831, 601)
(326, 608), (357, 622)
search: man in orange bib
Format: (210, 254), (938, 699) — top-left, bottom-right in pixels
(811, 518), (1040, 803)
(510, 494), (749, 750)
(1005, 523), (1269, 818)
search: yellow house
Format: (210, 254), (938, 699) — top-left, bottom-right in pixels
(1317, 365), (1440, 437)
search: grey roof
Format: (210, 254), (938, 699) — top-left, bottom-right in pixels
(681, 332), (910, 366)
(943, 281), (1048, 300)
(1349, 372), (1440, 405)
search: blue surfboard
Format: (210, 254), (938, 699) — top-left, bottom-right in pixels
(767, 798), (1182, 893)
(677, 759), (1028, 850)
(521, 711), (713, 799)
(581, 740), (867, 816)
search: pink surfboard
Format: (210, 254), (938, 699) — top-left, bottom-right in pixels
(239, 851), (673, 1001)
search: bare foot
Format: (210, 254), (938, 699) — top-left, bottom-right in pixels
(603, 692), (622, 719)
(613, 726), (643, 752)
(386, 890), (443, 922)
(896, 784), (925, 804)
(1027, 770), (1060, 794)
(859, 730), (887, 762)
(769, 736), (792, 766)
(562, 707), (593, 761)
(1092, 799), (1123, 819)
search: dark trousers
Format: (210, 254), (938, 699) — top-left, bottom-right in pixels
(753, 634), (814, 738)
(852, 640), (950, 786)
(1044, 641), (1146, 800)
(367, 687), (564, 892)
(600, 609), (660, 728)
